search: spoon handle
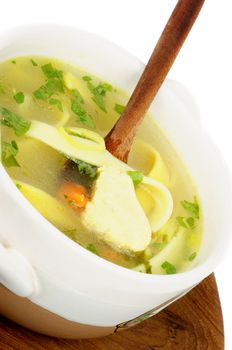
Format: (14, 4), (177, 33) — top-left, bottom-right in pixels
(105, 0), (205, 162)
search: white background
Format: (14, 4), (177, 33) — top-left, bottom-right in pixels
(1, 0), (232, 348)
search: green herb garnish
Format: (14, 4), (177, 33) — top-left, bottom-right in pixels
(176, 216), (188, 228)
(0, 107), (31, 136)
(127, 171), (144, 186)
(16, 183), (22, 190)
(176, 215), (196, 230)
(30, 59), (38, 67)
(33, 78), (64, 100)
(153, 242), (166, 250)
(73, 159), (98, 178)
(87, 243), (99, 255)
(71, 90), (95, 128)
(181, 197), (199, 219)
(11, 60), (16, 64)
(72, 89), (84, 104)
(2, 140), (20, 168)
(33, 63), (64, 101)
(188, 252), (197, 261)
(42, 63), (63, 79)
(186, 217), (195, 229)
(49, 98), (63, 112)
(82, 76), (92, 81)
(14, 92), (25, 104)
(161, 261), (176, 275)
(114, 103), (125, 114)
(84, 78), (112, 112)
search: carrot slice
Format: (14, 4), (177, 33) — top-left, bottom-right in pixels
(59, 182), (88, 211)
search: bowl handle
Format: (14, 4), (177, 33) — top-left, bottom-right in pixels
(0, 243), (38, 297)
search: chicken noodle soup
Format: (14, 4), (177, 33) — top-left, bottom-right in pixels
(0, 57), (202, 274)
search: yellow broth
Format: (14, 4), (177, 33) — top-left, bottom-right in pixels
(0, 56), (202, 274)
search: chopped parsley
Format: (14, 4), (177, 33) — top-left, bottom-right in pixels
(14, 92), (25, 104)
(176, 215), (196, 230)
(82, 76), (92, 81)
(16, 183), (22, 190)
(30, 59), (38, 67)
(114, 103), (125, 114)
(153, 242), (166, 250)
(2, 140), (20, 168)
(42, 63), (63, 79)
(83, 76), (112, 112)
(188, 252), (197, 261)
(33, 63), (64, 101)
(176, 216), (188, 228)
(11, 60), (16, 64)
(33, 78), (64, 100)
(0, 107), (31, 136)
(49, 98), (63, 112)
(73, 159), (98, 178)
(186, 217), (195, 229)
(177, 197), (200, 230)
(161, 261), (176, 275)
(71, 90), (95, 128)
(86, 243), (99, 255)
(72, 89), (84, 104)
(181, 197), (199, 219)
(127, 170), (143, 186)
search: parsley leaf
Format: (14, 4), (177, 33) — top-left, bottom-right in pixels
(153, 242), (166, 250)
(84, 78), (112, 112)
(72, 89), (84, 104)
(176, 215), (196, 229)
(127, 171), (144, 186)
(49, 98), (63, 112)
(16, 183), (22, 190)
(33, 78), (64, 100)
(2, 140), (20, 168)
(11, 60), (16, 64)
(92, 94), (106, 112)
(33, 85), (50, 100)
(33, 63), (64, 101)
(161, 261), (176, 275)
(114, 103), (125, 114)
(0, 107), (31, 136)
(181, 197), (199, 219)
(176, 216), (188, 228)
(71, 91), (95, 128)
(186, 217), (195, 229)
(188, 252), (197, 261)
(82, 76), (92, 82)
(94, 83), (112, 96)
(42, 63), (63, 79)
(73, 159), (98, 178)
(14, 92), (25, 104)
(30, 59), (38, 67)
(86, 243), (99, 255)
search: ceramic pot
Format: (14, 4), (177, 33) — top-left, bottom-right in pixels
(0, 24), (231, 339)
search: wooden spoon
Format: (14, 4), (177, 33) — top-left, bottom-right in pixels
(105, 0), (205, 162)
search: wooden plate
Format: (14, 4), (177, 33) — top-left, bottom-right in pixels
(0, 274), (223, 350)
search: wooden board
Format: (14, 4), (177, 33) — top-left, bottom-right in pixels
(0, 274), (224, 350)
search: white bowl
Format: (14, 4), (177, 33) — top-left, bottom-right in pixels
(0, 24), (232, 339)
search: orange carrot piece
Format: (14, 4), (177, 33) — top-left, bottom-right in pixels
(58, 182), (88, 211)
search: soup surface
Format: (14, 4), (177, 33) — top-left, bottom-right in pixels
(0, 56), (202, 274)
